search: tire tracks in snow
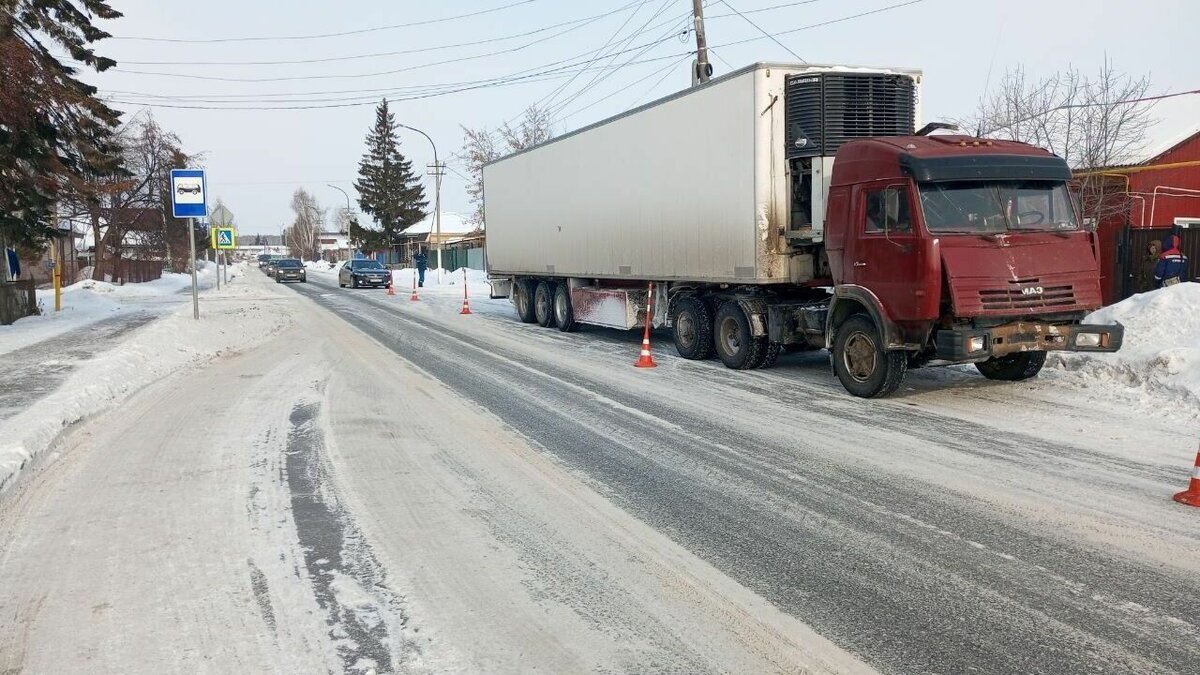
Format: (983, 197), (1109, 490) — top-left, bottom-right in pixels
(289, 278), (1200, 675)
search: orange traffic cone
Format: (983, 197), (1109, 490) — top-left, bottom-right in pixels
(634, 282), (657, 368)
(1173, 446), (1200, 508)
(386, 275), (396, 296)
(410, 274), (420, 302)
(460, 268), (473, 314)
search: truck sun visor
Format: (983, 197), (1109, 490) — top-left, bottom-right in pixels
(899, 154), (1072, 183)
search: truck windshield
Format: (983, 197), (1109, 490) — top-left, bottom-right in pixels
(918, 181), (1078, 234)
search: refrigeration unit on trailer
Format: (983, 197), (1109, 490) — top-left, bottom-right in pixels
(483, 62), (1122, 397)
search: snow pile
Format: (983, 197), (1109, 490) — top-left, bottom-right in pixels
(389, 267), (490, 294)
(1, 263), (226, 357)
(1048, 283), (1200, 403)
(0, 268), (293, 495)
(305, 260), (337, 272)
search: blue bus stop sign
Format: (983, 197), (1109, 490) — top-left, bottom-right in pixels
(170, 169), (207, 219)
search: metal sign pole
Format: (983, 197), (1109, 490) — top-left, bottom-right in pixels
(188, 218), (199, 319)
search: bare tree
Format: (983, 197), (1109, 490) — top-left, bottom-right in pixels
(72, 112), (187, 281)
(458, 105), (554, 226)
(288, 188), (325, 260)
(970, 60), (1155, 227)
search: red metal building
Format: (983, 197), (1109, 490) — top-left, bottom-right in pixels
(1079, 94), (1200, 303)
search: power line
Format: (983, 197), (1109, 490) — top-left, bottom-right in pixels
(549, 1), (683, 121)
(547, 0), (680, 119)
(109, 0), (543, 43)
(101, 0), (934, 111)
(112, 2), (647, 67)
(718, 0), (805, 63)
(92, 5), (644, 84)
(535, 0), (664, 114)
(981, 89), (1200, 137)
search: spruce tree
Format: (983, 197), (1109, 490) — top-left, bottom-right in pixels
(354, 99), (427, 253)
(0, 0), (124, 275)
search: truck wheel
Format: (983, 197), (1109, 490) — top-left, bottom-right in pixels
(534, 280), (557, 328)
(975, 351), (1046, 381)
(672, 296), (713, 360)
(515, 279), (538, 323)
(832, 314), (907, 398)
(713, 301), (766, 370)
(553, 283), (577, 332)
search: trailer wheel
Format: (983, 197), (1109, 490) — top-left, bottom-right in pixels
(553, 283), (578, 332)
(713, 302), (766, 370)
(975, 351), (1046, 381)
(831, 314), (907, 398)
(672, 296), (713, 360)
(515, 279), (538, 323)
(534, 280), (557, 328)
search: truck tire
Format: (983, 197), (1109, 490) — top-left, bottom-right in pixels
(975, 351), (1047, 381)
(553, 283), (578, 332)
(759, 343), (781, 369)
(672, 296), (713, 360)
(713, 301), (766, 370)
(534, 280), (557, 328)
(831, 314), (907, 398)
(515, 279), (538, 323)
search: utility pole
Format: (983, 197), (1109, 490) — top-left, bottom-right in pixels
(428, 160), (445, 282)
(395, 123), (443, 282)
(691, 0), (712, 86)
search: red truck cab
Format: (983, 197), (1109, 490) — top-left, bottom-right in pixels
(821, 135), (1123, 396)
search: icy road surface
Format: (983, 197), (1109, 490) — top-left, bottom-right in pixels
(1, 269), (1197, 674)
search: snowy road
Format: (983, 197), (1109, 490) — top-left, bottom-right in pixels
(1, 269), (1197, 674)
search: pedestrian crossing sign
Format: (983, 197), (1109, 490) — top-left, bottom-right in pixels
(213, 227), (237, 250)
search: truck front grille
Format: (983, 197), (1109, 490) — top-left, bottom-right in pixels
(978, 280), (1076, 311)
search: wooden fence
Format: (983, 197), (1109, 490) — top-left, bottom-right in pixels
(0, 279), (38, 325)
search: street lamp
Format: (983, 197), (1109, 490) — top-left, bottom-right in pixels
(395, 123), (443, 282)
(327, 184), (351, 232)
(328, 184), (353, 262)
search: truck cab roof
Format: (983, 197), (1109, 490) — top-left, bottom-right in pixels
(830, 135), (1071, 187)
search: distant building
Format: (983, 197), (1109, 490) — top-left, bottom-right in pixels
(384, 212), (482, 268)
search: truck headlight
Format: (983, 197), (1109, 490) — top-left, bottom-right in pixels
(1075, 332), (1102, 348)
(968, 336), (987, 352)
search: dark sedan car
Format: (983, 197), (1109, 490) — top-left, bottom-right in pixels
(339, 259), (391, 288)
(274, 258), (307, 283)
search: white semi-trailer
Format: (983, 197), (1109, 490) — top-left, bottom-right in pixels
(483, 62), (1121, 397)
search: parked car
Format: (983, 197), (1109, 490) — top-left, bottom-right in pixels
(339, 259), (391, 288)
(274, 258), (307, 283)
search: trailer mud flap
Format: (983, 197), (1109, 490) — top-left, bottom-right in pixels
(488, 277), (512, 299)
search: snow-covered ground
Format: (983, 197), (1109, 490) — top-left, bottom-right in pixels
(0, 263), (294, 494)
(1048, 283), (1200, 413)
(0, 262), (227, 356)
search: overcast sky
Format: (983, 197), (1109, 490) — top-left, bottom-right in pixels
(82, 0), (1199, 235)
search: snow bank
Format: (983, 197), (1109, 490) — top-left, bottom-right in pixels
(0, 263), (227, 356)
(0, 268), (293, 495)
(389, 267), (490, 294)
(1048, 283), (1200, 404)
(305, 260), (337, 272)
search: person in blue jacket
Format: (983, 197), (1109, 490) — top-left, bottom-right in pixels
(413, 249), (429, 287)
(1154, 232), (1189, 288)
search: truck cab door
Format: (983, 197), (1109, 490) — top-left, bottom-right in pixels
(845, 184), (926, 321)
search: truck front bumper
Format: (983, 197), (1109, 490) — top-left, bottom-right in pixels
(935, 321), (1123, 361)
